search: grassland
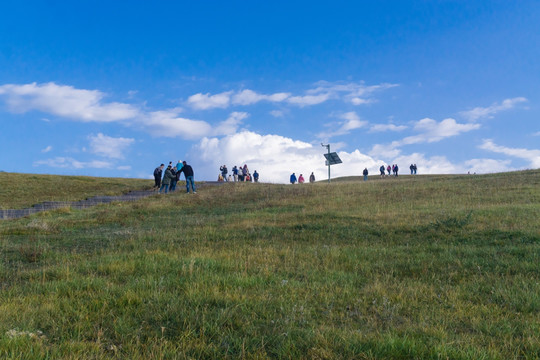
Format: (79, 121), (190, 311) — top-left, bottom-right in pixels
(0, 172), (151, 209)
(0, 171), (539, 359)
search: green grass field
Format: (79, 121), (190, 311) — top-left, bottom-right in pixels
(0, 171), (539, 359)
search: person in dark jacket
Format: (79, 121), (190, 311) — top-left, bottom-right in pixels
(253, 170), (259, 183)
(220, 165), (228, 182)
(363, 168), (369, 181)
(159, 165), (175, 194)
(290, 173), (297, 184)
(153, 164), (164, 191)
(178, 161), (196, 193)
(309, 172), (315, 183)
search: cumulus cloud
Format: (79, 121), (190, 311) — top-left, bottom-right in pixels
(369, 123), (407, 132)
(187, 91), (233, 110)
(479, 139), (540, 168)
(370, 118), (480, 158)
(34, 157), (113, 169)
(232, 89), (290, 106)
(41, 145), (53, 153)
(191, 131), (387, 183)
(287, 93), (332, 107)
(319, 112), (368, 139)
(141, 109), (248, 139)
(0, 82), (139, 122)
(88, 133), (135, 159)
(460, 97), (528, 122)
(307, 81), (399, 106)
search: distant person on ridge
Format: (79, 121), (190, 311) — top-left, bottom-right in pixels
(290, 173), (297, 184)
(380, 165), (385, 178)
(309, 172), (315, 183)
(178, 161), (196, 194)
(169, 167), (178, 191)
(394, 164), (399, 177)
(253, 170), (259, 182)
(413, 164), (417, 174)
(159, 165), (175, 194)
(363, 168), (368, 181)
(220, 165), (228, 181)
(387, 165), (391, 176)
(298, 174), (305, 183)
(232, 166), (239, 182)
(153, 164), (164, 191)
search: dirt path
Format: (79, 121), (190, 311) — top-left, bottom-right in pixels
(0, 182), (223, 220)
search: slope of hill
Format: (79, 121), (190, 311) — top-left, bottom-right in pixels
(0, 170), (539, 358)
(0, 172), (151, 209)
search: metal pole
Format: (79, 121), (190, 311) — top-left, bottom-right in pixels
(327, 144), (331, 183)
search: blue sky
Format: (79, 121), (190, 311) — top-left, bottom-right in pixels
(1, 1), (539, 182)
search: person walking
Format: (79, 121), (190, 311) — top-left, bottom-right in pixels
(159, 165), (175, 194)
(363, 168), (369, 181)
(242, 164), (249, 182)
(298, 174), (305, 183)
(309, 172), (315, 183)
(290, 172), (297, 184)
(380, 165), (385, 178)
(253, 170), (259, 182)
(153, 164), (164, 191)
(394, 164), (399, 177)
(387, 165), (391, 176)
(178, 161), (196, 193)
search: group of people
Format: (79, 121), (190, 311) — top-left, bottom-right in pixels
(290, 172), (315, 184)
(378, 164), (401, 178)
(153, 160), (196, 194)
(219, 164), (259, 183)
(409, 164), (418, 174)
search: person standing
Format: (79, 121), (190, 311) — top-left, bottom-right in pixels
(220, 165), (228, 182)
(178, 161), (196, 193)
(153, 164), (164, 191)
(387, 165), (391, 176)
(159, 165), (174, 194)
(394, 164), (399, 177)
(380, 165), (385, 178)
(410, 164), (414, 175)
(413, 164), (417, 174)
(232, 166), (238, 182)
(363, 168), (369, 181)
(253, 170), (259, 182)
(309, 172), (315, 183)
(169, 167), (178, 191)
(242, 164), (249, 182)
(298, 174), (305, 183)
(290, 173), (297, 184)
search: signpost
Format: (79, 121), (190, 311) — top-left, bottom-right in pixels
(321, 143), (342, 183)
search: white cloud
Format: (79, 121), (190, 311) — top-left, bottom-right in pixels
(460, 97), (528, 122)
(532, 131), (540, 136)
(0, 82), (139, 122)
(192, 131), (386, 183)
(187, 91), (233, 110)
(479, 139), (540, 168)
(369, 118), (480, 158)
(41, 145), (53, 153)
(34, 157), (113, 169)
(270, 110), (285, 118)
(141, 109), (247, 139)
(143, 109), (213, 139)
(308, 81), (399, 105)
(212, 111), (249, 136)
(232, 89), (290, 106)
(287, 93), (332, 107)
(369, 124), (407, 132)
(319, 112), (368, 139)
(88, 133), (135, 159)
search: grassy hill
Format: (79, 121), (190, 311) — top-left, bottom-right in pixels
(0, 170), (539, 359)
(0, 172), (151, 209)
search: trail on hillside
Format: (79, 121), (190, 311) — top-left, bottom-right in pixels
(0, 182), (222, 220)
